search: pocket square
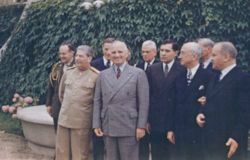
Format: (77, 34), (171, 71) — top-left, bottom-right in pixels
(198, 85), (205, 90)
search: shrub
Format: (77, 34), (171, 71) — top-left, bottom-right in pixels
(0, 0), (249, 104)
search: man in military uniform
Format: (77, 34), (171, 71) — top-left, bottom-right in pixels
(56, 45), (99, 160)
(46, 42), (75, 131)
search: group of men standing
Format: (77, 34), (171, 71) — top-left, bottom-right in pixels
(46, 37), (250, 160)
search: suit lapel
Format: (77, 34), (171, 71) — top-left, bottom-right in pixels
(106, 64), (133, 102)
(207, 67), (237, 98)
(160, 61), (180, 95)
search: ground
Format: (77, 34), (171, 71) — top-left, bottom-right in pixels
(0, 131), (53, 160)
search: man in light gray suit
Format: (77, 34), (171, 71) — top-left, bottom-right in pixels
(93, 40), (149, 160)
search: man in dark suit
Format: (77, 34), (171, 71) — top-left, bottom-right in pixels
(146, 39), (185, 160)
(91, 37), (115, 71)
(197, 38), (214, 70)
(136, 40), (159, 71)
(93, 40), (149, 160)
(197, 42), (250, 160)
(167, 42), (212, 160)
(91, 37), (115, 160)
(46, 42), (75, 131)
(136, 40), (159, 160)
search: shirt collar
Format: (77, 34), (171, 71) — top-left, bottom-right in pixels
(187, 63), (200, 79)
(144, 58), (156, 70)
(163, 59), (175, 71)
(114, 62), (127, 72)
(220, 63), (236, 80)
(103, 56), (112, 66)
(203, 58), (212, 69)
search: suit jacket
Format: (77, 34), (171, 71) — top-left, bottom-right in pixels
(58, 67), (99, 129)
(136, 59), (160, 71)
(45, 61), (74, 118)
(92, 64), (149, 137)
(201, 67), (250, 159)
(174, 66), (212, 144)
(146, 61), (185, 133)
(91, 57), (108, 71)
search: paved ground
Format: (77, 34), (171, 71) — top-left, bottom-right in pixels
(0, 131), (53, 160)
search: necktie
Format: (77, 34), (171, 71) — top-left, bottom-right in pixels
(145, 62), (150, 71)
(187, 70), (192, 86)
(164, 64), (169, 77)
(106, 60), (110, 68)
(116, 67), (121, 79)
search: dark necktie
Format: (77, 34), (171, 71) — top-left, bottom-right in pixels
(116, 67), (121, 79)
(106, 60), (110, 68)
(145, 62), (150, 71)
(164, 64), (169, 77)
(187, 70), (192, 86)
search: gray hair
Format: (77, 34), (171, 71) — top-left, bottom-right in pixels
(197, 38), (214, 48)
(76, 45), (94, 57)
(112, 40), (129, 53)
(142, 40), (157, 50)
(215, 42), (238, 59)
(183, 42), (202, 59)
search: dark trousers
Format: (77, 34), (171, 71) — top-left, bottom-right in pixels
(53, 117), (58, 132)
(150, 131), (172, 160)
(139, 133), (150, 160)
(174, 138), (202, 160)
(93, 134), (104, 160)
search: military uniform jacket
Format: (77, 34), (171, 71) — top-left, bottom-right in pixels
(45, 61), (74, 118)
(58, 67), (99, 129)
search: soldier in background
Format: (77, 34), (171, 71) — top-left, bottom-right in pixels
(46, 42), (75, 131)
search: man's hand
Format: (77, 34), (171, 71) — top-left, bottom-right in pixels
(46, 106), (52, 116)
(167, 131), (175, 144)
(146, 123), (151, 134)
(198, 96), (206, 106)
(94, 128), (104, 137)
(196, 113), (206, 128)
(136, 128), (146, 141)
(226, 138), (238, 159)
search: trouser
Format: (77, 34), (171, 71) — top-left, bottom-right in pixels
(139, 133), (150, 160)
(55, 125), (92, 160)
(93, 134), (104, 160)
(150, 131), (172, 160)
(103, 136), (139, 160)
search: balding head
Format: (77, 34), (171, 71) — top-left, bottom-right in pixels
(179, 42), (202, 68)
(213, 42), (238, 59)
(211, 42), (237, 71)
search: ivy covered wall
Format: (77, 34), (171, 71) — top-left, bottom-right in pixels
(0, 4), (25, 48)
(0, 0), (249, 104)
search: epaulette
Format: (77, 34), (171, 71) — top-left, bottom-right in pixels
(66, 66), (76, 71)
(90, 66), (100, 74)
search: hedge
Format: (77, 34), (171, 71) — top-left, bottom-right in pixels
(0, 4), (25, 48)
(0, 0), (249, 104)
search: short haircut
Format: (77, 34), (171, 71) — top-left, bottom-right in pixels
(215, 42), (238, 59)
(142, 40), (157, 50)
(61, 41), (76, 53)
(197, 38), (214, 48)
(161, 39), (179, 51)
(102, 37), (116, 46)
(112, 40), (129, 53)
(183, 42), (202, 59)
(76, 45), (94, 57)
